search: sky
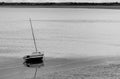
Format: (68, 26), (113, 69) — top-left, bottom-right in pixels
(0, 0), (120, 3)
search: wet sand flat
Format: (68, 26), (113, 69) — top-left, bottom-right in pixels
(39, 63), (120, 79)
(0, 56), (110, 79)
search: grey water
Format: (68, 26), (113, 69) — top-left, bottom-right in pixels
(0, 7), (120, 58)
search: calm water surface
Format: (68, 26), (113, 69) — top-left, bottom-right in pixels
(0, 8), (120, 58)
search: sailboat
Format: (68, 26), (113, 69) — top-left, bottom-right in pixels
(23, 18), (44, 67)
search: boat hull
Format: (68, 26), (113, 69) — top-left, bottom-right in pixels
(23, 54), (44, 67)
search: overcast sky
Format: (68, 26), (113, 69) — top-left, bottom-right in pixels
(0, 0), (120, 3)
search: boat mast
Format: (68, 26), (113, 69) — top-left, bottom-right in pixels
(29, 18), (38, 53)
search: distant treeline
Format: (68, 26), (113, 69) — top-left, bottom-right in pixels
(0, 2), (120, 6)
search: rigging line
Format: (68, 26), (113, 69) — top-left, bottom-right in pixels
(29, 18), (38, 52)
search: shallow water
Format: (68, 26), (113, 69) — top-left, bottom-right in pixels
(0, 8), (120, 58)
(1, 7), (120, 79)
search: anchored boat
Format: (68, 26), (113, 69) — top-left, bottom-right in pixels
(23, 18), (44, 67)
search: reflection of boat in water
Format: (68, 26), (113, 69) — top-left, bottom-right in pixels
(23, 18), (44, 67)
